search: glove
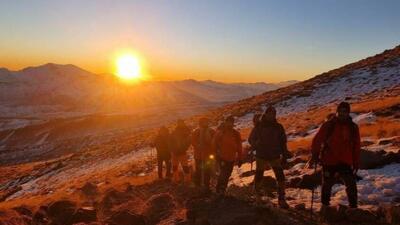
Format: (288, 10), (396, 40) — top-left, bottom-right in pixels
(352, 166), (359, 175)
(237, 160), (243, 168)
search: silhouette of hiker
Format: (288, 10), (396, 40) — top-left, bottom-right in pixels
(192, 117), (216, 191)
(248, 106), (289, 208)
(311, 102), (361, 209)
(153, 126), (172, 179)
(170, 119), (192, 184)
(213, 116), (243, 195)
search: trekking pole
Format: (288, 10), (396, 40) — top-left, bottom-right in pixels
(310, 161), (317, 218)
(250, 148), (254, 172)
(201, 152), (205, 187)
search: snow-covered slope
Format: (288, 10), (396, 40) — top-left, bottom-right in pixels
(202, 45), (400, 123)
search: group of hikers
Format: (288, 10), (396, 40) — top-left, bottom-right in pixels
(153, 101), (361, 211)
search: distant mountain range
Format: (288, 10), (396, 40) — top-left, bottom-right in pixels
(0, 63), (297, 117)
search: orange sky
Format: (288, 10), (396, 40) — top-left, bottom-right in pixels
(1, 1), (399, 83)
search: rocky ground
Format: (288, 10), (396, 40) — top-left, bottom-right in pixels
(1, 46), (400, 224)
(0, 87), (399, 224)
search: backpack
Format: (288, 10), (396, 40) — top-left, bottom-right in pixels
(322, 117), (358, 160)
(170, 127), (191, 155)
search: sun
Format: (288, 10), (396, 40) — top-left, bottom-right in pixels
(115, 54), (142, 81)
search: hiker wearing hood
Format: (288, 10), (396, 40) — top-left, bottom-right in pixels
(192, 117), (216, 190)
(249, 106), (289, 208)
(170, 119), (192, 184)
(154, 126), (172, 179)
(312, 102), (361, 208)
(213, 116), (243, 195)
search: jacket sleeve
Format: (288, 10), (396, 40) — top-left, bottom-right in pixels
(248, 126), (258, 147)
(236, 131), (243, 160)
(353, 125), (361, 169)
(280, 124), (288, 156)
(311, 122), (328, 156)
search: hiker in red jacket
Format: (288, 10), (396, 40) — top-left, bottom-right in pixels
(311, 102), (361, 208)
(248, 106), (289, 208)
(153, 126), (172, 179)
(213, 116), (243, 195)
(170, 119), (192, 184)
(192, 117), (216, 190)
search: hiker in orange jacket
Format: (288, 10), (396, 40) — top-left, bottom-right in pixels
(153, 126), (172, 179)
(213, 116), (243, 195)
(312, 102), (361, 208)
(170, 119), (192, 184)
(192, 117), (216, 190)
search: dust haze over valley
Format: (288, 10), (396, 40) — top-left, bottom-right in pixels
(0, 64), (296, 159)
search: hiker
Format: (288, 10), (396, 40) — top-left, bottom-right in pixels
(248, 106), (289, 208)
(213, 116), (243, 195)
(170, 119), (192, 184)
(192, 117), (216, 190)
(153, 126), (172, 179)
(311, 102), (361, 209)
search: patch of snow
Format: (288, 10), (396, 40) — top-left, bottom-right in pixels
(35, 132), (49, 146)
(274, 63), (400, 116)
(353, 112), (376, 125)
(364, 136), (400, 153)
(6, 146), (156, 200)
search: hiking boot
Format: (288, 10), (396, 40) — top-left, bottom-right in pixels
(278, 199), (289, 209)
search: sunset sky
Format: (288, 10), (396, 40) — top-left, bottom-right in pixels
(1, 0), (399, 82)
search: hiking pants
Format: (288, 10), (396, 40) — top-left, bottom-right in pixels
(216, 160), (234, 194)
(194, 159), (214, 188)
(157, 156), (171, 179)
(321, 164), (357, 208)
(254, 158), (286, 200)
(172, 153), (191, 183)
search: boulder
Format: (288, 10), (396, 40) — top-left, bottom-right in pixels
(143, 193), (175, 224)
(359, 149), (400, 170)
(100, 188), (131, 214)
(32, 206), (49, 224)
(72, 207), (97, 224)
(12, 205), (32, 217)
(105, 210), (147, 225)
(47, 200), (77, 225)
(80, 182), (98, 196)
